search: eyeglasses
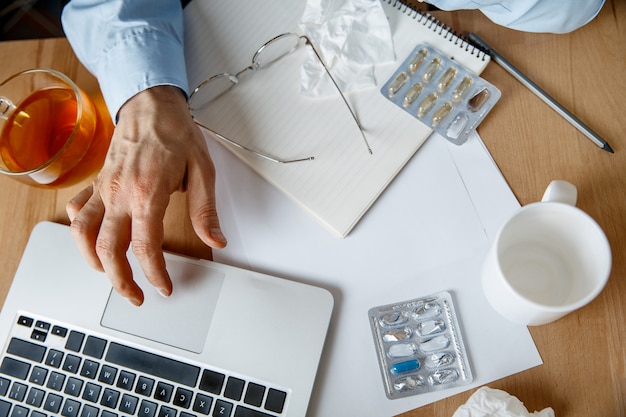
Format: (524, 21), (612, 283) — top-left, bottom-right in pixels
(189, 32), (372, 164)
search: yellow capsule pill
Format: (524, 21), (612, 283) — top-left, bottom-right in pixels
(403, 82), (423, 108)
(417, 92), (438, 118)
(422, 57), (441, 83)
(452, 76), (473, 103)
(408, 48), (428, 74)
(437, 67), (457, 93)
(388, 71), (409, 97)
(431, 102), (453, 127)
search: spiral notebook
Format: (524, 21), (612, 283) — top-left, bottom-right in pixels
(184, 0), (490, 238)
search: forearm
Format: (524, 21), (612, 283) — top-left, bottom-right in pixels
(61, 0), (189, 120)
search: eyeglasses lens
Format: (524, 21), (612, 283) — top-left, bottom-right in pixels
(189, 73), (237, 111)
(252, 33), (300, 69)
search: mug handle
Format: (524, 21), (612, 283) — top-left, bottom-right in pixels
(541, 180), (577, 206)
(0, 97), (16, 120)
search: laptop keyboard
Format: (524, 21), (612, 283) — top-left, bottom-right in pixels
(0, 313), (288, 417)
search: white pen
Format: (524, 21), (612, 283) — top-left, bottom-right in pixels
(469, 32), (614, 153)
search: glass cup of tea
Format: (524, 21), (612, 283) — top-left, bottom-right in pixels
(0, 68), (113, 187)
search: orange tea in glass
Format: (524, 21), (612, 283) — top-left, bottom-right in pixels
(0, 68), (112, 187)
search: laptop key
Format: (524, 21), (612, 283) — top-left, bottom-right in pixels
(63, 354), (81, 374)
(100, 388), (120, 409)
(64, 377), (84, 397)
(154, 382), (173, 403)
(83, 336), (107, 359)
(137, 399), (157, 417)
(233, 406), (276, 417)
(46, 371), (65, 391)
(80, 360), (99, 379)
(34, 321), (50, 331)
(135, 376), (155, 396)
(116, 370), (135, 390)
(0, 378), (8, 396)
(44, 392), (63, 413)
(199, 370), (224, 394)
(25, 387), (45, 407)
(158, 405), (176, 417)
(192, 393), (213, 415)
(45, 349), (64, 368)
(17, 316), (34, 328)
(7, 338), (46, 363)
(0, 399), (9, 417)
(30, 330), (47, 342)
(119, 393), (138, 415)
(98, 365), (117, 385)
(82, 382), (102, 403)
(212, 399), (233, 417)
(173, 387), (193, 408)
(264, 389), (286, 414)
(62, 398), (81, 417)
(65, 331), (85, 352)
(29, 366), (47, 385)
(106, 343), (199, 387)
(100, 388), (120, 408)
(80, 404), (100, 417)
(9, 404), (28, 417)
(8, 382), (27, 401)
(0, 357), (30, 380)
(52, 325), (68, 337)
(223, 377), (244, 401)
(243, 383), (265, 407)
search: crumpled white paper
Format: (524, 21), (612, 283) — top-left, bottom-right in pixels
(298, 0), (395, 97)
(453, 387), (556, 417)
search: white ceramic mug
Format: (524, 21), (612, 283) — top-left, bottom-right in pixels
(482, 180), (611, 326)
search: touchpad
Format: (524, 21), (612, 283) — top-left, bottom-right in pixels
(101, 257), (225, 354)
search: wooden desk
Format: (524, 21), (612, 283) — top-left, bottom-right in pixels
(0, 2), (624, 416)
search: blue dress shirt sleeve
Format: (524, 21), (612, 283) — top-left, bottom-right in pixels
(61, 0), (189, 121)
(426, 0), (605, 34)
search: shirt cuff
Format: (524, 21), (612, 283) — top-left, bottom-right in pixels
(95, 28), (189, 121)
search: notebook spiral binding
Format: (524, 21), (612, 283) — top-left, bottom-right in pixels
(384, 0), (488, 61)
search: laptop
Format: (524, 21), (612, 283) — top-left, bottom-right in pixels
(0, 221), (333, 417)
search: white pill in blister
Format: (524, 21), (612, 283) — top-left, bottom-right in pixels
(388, 343), (418, 358)
(394, 375), (425, 392)
(420, 335), (450, 352)
(424, 352), (455, 368)
(383, 327), (413, 342)
(416, 319), (445, 336)
(413, 301), (441, 319)
(429, 368), (459, 385)
(380, 311), (408, 327)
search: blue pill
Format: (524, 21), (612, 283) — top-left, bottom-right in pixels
(390, 359), (420, 374)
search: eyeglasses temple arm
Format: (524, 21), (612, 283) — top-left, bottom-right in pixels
(302, 36), (373, 155)
(193, 119), (315, 164)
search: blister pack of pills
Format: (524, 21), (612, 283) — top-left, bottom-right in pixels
(381, 44), (501, 145)
(368, 291), (473, 399)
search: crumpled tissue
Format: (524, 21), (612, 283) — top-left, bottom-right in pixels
(453, 387), (556, 417)
(298, 0), (395, 97)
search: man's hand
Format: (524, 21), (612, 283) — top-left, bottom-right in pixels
(66, 85), (227, 306)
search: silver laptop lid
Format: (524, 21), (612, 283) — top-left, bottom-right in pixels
(0, 221), (333, 416)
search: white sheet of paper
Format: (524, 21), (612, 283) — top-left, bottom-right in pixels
(207, 131), (542, 416)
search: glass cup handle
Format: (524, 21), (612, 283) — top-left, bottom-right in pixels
(0, 96), (16, 120)
(541, 180), (578, 206)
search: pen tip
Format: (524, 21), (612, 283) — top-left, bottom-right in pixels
(603, 143), (615, 153)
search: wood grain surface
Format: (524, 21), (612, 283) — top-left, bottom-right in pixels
(0, 2), (624, 415)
